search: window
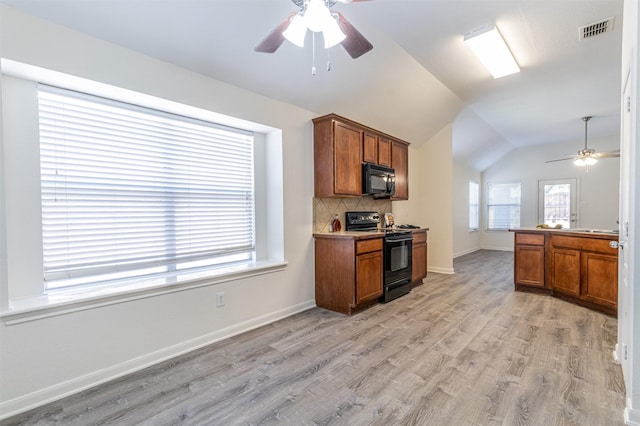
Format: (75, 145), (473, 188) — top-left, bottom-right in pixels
(38, 85), (256, 290)
(487, 182), (521, 230)
(469, 181), (479, 230)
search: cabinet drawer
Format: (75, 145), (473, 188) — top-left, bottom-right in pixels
(356, 238), (383, 254)
(552, 235), (618, 254)
(516, 233), (544, 246)
(413, 231), (427, 244)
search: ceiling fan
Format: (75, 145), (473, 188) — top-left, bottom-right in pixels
(255, 0), (373, 59)
(545, 116), (620, 166)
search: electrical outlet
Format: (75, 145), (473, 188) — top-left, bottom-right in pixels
(216, 292), (225, 307)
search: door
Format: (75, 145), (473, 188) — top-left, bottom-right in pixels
(538, 178), (577, 228)
(617, 65), (634, 377)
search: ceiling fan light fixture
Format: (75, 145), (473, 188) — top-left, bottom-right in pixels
(323, 14), (346, 48)
(573, 156), (598, 167)
(464, 24), (520, 79)
(283, 14), (307, 47)
(304, 0), (331, 32)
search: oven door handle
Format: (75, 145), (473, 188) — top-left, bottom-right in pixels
(386, 236), (413, 243)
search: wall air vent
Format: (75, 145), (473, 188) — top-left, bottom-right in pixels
(579, 17), (614, 40)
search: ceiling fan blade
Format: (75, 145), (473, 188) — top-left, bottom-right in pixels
(255, 13), (296, 54)
(334, 11), (373, 59)
(595, 151), (621, 158)
(332, 0), (373, 3)
(545, 157), (575, 163)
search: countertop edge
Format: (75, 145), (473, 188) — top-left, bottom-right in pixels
(509, 228), (619, 237)
(313, 227), (429, 239)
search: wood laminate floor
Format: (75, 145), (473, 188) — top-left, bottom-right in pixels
(3, 250), (625, 425)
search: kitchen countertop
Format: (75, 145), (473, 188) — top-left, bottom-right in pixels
(313, 228), (429, 239)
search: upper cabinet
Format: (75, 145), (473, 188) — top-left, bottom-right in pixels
(313, 113), (409, 199)
(314, 116), (363, 197)
(391, 141), (408, 200)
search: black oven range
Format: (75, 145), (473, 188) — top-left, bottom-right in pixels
(345, 211), (413, 303)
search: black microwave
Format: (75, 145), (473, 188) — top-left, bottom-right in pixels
(362, 163), (395, 198)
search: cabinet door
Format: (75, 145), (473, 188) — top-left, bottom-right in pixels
(551, 248), (580, 297)
(334, 122), (363, 196)
(378, 137), (391, 167)
(412, 243), (427, 284)
(582, 252), (618, 308)
(391, 141), (408, 200)
(356, 250), (383, 303)
(514, 245), (545, 287)
(363, 132), (378, 164)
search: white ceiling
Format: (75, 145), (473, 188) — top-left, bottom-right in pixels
(0, 0), (624, 170)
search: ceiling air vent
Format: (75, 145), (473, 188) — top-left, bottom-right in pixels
(579, 17), (614, 40)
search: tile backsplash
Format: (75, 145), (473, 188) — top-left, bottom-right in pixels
(313, 197), (392, 233)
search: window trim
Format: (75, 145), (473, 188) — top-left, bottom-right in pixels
(0, 59), (286, 320)
(1, 260), (287, 325)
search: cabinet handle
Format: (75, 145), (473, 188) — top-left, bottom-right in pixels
(610, 241), (625, 249)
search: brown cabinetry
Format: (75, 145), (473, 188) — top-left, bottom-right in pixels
(314, 234), (383, 315)
(391, 141), (408, 200)
(550, 234), (618, 313)
(514, 232), (546, 288)
(313, 113), (409, 199)
(378, 137), (391, 167)
(363, 132), (378, 164)
(511, 229), (618, 316)
(314, 117), (363, 197)
(411, 229), (428, 287)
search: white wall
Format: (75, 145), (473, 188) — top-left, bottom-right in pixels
(452, 160), (481, 257)
(481, 136), (620, 251)
(0, 7), (317, 417)
(394, 125), (454, 274)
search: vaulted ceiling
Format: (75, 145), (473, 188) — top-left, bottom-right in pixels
(0, 0), (624, 170)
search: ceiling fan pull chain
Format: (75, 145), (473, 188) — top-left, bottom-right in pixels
(327, 46), (331, 71)
(311, 32), (317, 75)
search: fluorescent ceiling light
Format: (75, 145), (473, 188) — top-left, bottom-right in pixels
(464, 24), (520, 79)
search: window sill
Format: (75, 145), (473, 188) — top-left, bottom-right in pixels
(1, 260), (287, 325)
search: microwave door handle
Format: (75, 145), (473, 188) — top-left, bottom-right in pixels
(387, 174), (395, 194)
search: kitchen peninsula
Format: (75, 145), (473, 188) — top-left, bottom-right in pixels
(510, 228), (619, 316)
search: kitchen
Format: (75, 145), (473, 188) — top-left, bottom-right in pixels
(0, 0), (638, 424)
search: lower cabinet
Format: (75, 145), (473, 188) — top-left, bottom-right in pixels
(314, 235), (383, 315)
(550, 247), (581, 297)
(511, 230), (618, 316)
(550, 235), (618, 313)
(411, 229), (428, 287)
(514, 232), (546, 288)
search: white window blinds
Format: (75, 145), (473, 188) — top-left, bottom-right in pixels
(487, 182), (521, 230)
(38, 85), (255, 289)
(469, 181), (479, 230)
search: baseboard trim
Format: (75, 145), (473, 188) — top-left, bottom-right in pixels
(0, 299), (316, 421)
(453, 248), (481, 258)
(428, 266), (455, 274)
(480, 246), (514, 252)
(625, 397), (640, 425)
